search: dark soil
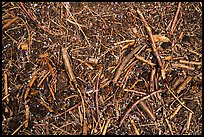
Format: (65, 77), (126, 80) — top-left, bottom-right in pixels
(2, 2), (202, 135)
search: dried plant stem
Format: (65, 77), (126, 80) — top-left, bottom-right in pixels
(38, 99), (54, 113)
(119, 90), (162, 127)
(3, 16), (18, 30)
(179, 60), (201, 66)
(4, 72), (9, 103)
(169, 103), (183, 119)
(186, 112), (193, 131)
(11, 121), (26, 135)
(102, 119), (111, 135)
(25, 103), (30, 128)
(62, 47), (76, 82)
(113, 44), (142, 83)
(19, 2), (56, 35)
(50, 123), (71, 135)
(135, 54), (156, 66)
(170, 2), (182, 34)
(129, 116), (140, 135)
(123, 89), (147, 95)
(136, 8), (166, 80)
(165, 84), (194, 114)
(172, 76), (184, 89)
(176, 76), (192, 94)
(172, 63), (195, 70)
(24, 71), (37, 101)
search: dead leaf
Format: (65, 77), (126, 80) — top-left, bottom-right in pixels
(153, 35), (170, 42)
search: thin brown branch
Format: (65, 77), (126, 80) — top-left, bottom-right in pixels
(2, 16), (19, 30)
(136, 8), (166, 80)
(24, 70), (37, 101)
(113, 44), (143, 83)
(169, 2), (182, 34)
(176, 76), (192, 94)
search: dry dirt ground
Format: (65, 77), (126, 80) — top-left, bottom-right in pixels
(2, 2), (202, 135)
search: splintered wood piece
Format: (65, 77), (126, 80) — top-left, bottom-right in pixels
(138, 101), (156, 121)
(176, 76), (192, 94)
(24, 71), (37, 101)
(152, 35), (170, 43)
(62, 47), (76, 82)
(136, 8), (166, 80)
(113, 44), (143, 83)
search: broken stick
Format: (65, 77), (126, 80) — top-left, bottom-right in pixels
(62, 47), (76, 82)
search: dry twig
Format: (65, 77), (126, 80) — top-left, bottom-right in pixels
(119, 90), (162, 127)
(136, 8), (166, 80)
(113, 44), (142, 83)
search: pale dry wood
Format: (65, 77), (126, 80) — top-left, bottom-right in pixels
(179, 60), (202, 66)
(62, 47), (76, 82)
(129, 116), (140, 135)
(25, 103), (30, 128)
(102, 119), (111, 135)
(172, 63), (195, 70)
(4, 72), (9, 103)
(186, 112), (193, 131)
(169, 103), (183, 119)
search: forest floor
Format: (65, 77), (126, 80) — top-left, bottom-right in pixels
(2, 2), (202, 135)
